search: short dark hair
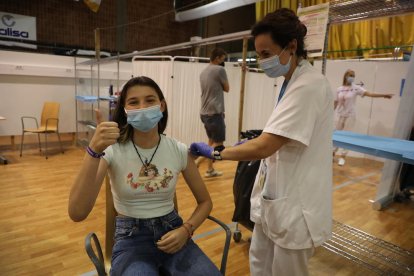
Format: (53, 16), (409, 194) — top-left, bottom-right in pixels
(210, 48), (227, 61)
(112, 76), (168, 143)
(251, 8), (308, 59)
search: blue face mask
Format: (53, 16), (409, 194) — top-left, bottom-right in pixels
(125, 105), (163, 132)
(346, 76), (354, 84)
(259, 48), (291, 78)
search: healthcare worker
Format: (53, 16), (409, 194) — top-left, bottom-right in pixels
(190, 8), (333, 275)
(334, 69), (393, 166)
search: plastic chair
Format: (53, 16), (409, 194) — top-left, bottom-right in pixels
(85, 176), (231, 276)
(20, 102), (64, 159)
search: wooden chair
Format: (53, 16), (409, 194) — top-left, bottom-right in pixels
(85, 176), (231, 275)
(20, 102), (64, 159)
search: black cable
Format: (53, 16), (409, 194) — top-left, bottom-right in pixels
(131, 133), (161, 172)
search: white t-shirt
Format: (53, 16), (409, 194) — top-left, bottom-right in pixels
(335, 84), (366, 117)
(250, 60), (333, 249)
(103, 135), (188, 218)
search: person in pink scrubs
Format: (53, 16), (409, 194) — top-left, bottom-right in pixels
(334, 69), (394, 166)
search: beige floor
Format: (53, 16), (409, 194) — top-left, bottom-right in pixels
(0, 135), (413, 275)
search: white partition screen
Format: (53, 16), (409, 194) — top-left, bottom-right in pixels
(242, 71), (280, 131)
(223, 64), (242, 146)
(170, 60), (209, 146)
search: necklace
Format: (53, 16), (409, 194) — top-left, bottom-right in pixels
(131, 134), (161, 173)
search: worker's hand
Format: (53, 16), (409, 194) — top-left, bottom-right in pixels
(156, 227), (189, 254)
(190, 142), (213, 159)
(89, 109), (120, 153)
(384, 94), (393, 99)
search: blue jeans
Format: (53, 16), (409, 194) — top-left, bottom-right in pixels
(110, 210), (221, 276)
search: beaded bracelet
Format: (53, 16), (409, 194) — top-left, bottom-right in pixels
(86, 146), (105, 158)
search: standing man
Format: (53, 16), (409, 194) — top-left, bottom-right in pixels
(196, 48), (230, 177)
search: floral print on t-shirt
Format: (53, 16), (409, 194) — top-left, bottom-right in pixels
(126, 163), (173, 192)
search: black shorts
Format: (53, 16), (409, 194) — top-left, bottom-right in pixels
(200, 114), (226, 143)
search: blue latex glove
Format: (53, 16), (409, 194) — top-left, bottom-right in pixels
(190, 142), (213, 159)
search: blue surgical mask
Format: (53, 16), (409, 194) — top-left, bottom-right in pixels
(125, 105), (163, 132)
(346, 76), (354, 84)
(259, 48), (291, 78)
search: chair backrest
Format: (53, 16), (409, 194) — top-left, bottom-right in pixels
(104, 176), (116, 264)
(40, 102), (60, 130)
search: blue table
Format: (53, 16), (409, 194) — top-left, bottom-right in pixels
(333, 131), (414, 165)
(75, 95), (98, 103)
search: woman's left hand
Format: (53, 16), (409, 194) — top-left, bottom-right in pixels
(156, 226), (189, 254)
(384, 94), (393, 99)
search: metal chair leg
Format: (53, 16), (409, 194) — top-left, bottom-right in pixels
(20, 131), (25, 157)
(57, 131), (64, 154)
(44, 133), (48, 159)
(37, 133), (42, 152)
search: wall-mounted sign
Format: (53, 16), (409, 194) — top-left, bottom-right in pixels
(297, 3), (329, 58)
(0, 12), (37, 41)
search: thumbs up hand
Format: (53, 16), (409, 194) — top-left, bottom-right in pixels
(89, 109), (120, 153)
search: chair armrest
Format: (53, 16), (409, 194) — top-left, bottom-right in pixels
(85, 233), (107, 276)
(45, 118), (59, 131)
(207, 215), (231, 276)
(21, 116), (39, 130)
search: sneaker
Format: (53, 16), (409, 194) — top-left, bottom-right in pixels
(338, 158), (346, 166)
(205, 169), (223, 178)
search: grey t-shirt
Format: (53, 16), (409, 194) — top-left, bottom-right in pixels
(199, 64), (228, 115)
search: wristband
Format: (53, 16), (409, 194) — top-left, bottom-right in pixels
(181, 224), (192, 239)
(212, 145), (225, 160)
(182, 222), (195, 239)
(86, 146), (105, 158)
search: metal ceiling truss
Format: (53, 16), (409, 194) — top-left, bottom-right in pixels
(329, 0), (414, 24)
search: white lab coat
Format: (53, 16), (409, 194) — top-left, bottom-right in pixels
(250, 60), (334, 250)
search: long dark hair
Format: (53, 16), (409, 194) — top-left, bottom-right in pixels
(112, 76), (168, 143)
(251, 8), (308, 59)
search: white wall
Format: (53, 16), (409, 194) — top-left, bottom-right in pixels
(0, 50), (132, 136)
(0, 51), (79, 135)
(0, 74), (76, 135)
